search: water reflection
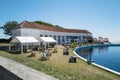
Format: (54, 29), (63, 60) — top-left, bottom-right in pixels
(78, 46), (109, 64)
(98, 46), (109, 54)
(78, 48), (93, 63)
(76, 46), (120, 72)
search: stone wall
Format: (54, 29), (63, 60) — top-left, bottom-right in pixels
(0, 56), (58, 80)
(0, 66), (22, 80)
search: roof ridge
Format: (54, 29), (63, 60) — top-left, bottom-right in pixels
(21, 21), (38, 29)
(15, 21), (91, 34)
(21, 21), (26, 28)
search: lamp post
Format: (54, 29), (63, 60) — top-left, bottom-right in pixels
(87, 48), (94, 64)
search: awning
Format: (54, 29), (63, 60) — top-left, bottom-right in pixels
(38, 37), (56, 43)
(11, 36), (39, 44)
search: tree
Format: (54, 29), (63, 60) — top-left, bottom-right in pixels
(70, 42), (77, 49)
(34, 20), (62, 28)
(86, 36), (94, 45)
(1, 21), (19, 36)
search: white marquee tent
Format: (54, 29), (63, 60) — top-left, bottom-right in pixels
(11, 36), (39, 54)
(11, 36), (39, 43)
(10, 36), (57, 53)
(38, 37), (56, 43)
(37, 37), (57, 49)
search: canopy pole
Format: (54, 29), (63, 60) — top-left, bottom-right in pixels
(47, 42), (49, 49)
(45, 42), (46, 50)
(55, 42), (57, 50)
(27, 43), (28, 50)
(38, 42), (40, 50)
(21, 43), (23, 54)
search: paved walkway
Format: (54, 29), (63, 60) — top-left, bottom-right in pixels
(0, 56), (58, 80)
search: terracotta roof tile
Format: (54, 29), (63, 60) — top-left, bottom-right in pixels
(16, 21), (91, 34)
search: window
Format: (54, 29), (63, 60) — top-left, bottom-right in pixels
(62, 36), (65, 42)
(54, 35), (56, 40)
(49, 35), (52, 37)
(66, 36), (69, 41)
(79, 36), (81, 41)
(40, 35), (43, 37)
(83, 36), (86, 41)
(45, 35), (48, 37)
(58, 36), (60, 39)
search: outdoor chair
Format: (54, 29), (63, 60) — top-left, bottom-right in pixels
(69, 56), (77, 63)
(46, 51), (52, 60)
(53, 46), (57, 53)
(27, 51), (36, 57)
(39, 51), (47, 61)
(23, 48), (27, 53)
(39, 50), (52, 61)
(63, 46), (69, 55)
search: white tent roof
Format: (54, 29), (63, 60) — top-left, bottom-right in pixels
(11, 36), (39, 44)
(38, 37), (56, 42)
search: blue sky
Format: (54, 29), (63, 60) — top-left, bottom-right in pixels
(0, 0), (120, 42)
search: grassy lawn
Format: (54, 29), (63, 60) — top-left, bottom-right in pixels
(0, 45), (120, 80)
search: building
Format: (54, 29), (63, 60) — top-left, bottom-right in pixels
(98, 37), (110, 44)
(11, 21), (92, 44)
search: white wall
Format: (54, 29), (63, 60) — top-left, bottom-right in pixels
(12, 28), (92, 37)
(21, 28), (40, 38)
(39, 29), (91, 37)
(12, 28), (92, 44)
(11, 29), (21, 38)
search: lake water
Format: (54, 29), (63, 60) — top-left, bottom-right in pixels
(76, 45), (120, 73)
